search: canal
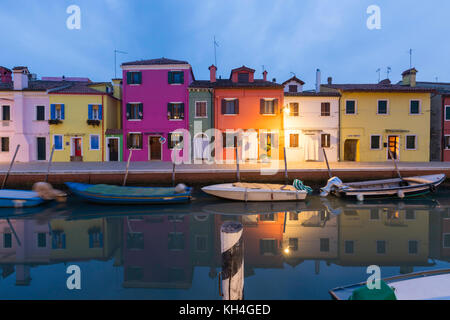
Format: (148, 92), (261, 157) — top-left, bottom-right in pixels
(0, 188), (449, 300)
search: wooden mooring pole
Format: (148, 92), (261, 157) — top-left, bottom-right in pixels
(123, 149), (133, 186)
(45, 144), (56, 183)
(322, 148), (332, 179)
(283, 147), (288, 185)
(235, 147), (240, 182)
(1, 144), (20, 189)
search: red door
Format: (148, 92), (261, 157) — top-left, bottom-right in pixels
(74, 138), (82, 157)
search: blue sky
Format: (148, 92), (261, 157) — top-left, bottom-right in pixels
(1, 0), (449, 88)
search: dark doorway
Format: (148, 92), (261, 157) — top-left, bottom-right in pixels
(108, 138), (119, 161)
(149, 136), (162, 160)
(37, 137), (46, 161)
(344, 139), (358, 161)
(388, 136), (399, 160)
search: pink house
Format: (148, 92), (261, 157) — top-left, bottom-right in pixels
(121, 58), (194, 162)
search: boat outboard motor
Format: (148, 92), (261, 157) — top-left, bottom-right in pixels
(320, 177), (344, 197)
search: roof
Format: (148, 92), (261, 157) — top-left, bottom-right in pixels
(189, 79), (283, 89)
(121, 57), (189, 66)
(282, 76), (305, 86)
(0, 66), (12, 73)
(106, 129), (123, 135)
(0, 80), (80, 92)
(230, 65), (255, 74)
(321, 83), (435, 93)
(407, 81), (450, 95)
(285, 91), (341, 97)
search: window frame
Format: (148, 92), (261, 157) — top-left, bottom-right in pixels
(195, 101), (208, 118)
(262, 99), (276, 115)
(1, 137), (9, 152)
(2, 105), (10, 121)
(127, 132), (143, 150)
(345, 100), (357, 115)
(445, 106), (450, 121)
(377, 99), (389, 115)
(408, 240), (419, 255)
(36, 105), (46, 121)
(405, 135), (417, 150)
(127, 71), (142, 85)
(370, 135), (382, 150)
(223, 99), (238, 115)
(321, 133), (331, 148)
(288, 85), (298, 93)
(444, 135), (450, 150)
(127, 103), (143, 121)
(409, 99), (421, 115)
(289, 133), (299, 148)
(53, 134), (63, 151)
(89, 134), (100, 151)
(443, 233), (450, 248)
(289, 102), (299, 117)
(168, 102), (185, 120)
(321, 102), (331, 117)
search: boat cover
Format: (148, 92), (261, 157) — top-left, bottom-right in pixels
(349, 281), (397, 300)
(85, 184), (181, 196)
(0, 190), (40, 200)
(232, 183), (298, 191)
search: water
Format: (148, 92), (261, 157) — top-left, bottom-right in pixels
(1, 188), (450, 300)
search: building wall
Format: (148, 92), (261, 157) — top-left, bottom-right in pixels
(339, 92), (431, 162)
(284, 96), (339, 162)
(189, 88), (213, 160)
(122, 66), (193, 162)
(442, 96), (450, 161)
(430, 94), (443, 161)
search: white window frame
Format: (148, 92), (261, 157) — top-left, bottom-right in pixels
(91, 105), (100, 120)
(168, 102), (184, 121)
(128, 132), (143, 150)
(223, 98), (238, 116)
(262, 98), (276, 116)
(289, 102), (299, 117)
(445, 105), (450, 121)
(345, 100), (357, 115)
(405, 135), (417, 151)
(89, 134), (100, 151)
(444, 135), (450, 150)
(409, 99), (422, 115)
(195, 101), (208, 119)
(55, 104), (62, 120)
(53, 134), (64, 151)
(370, 135), (382, 150)
(128, 102), (142, 121)
(377, 99), (389, 115)
(289, 133), (299, 149)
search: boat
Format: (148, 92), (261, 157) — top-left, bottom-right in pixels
(330, 269), (450, 300)
(201, 180), (311, 202)
(0, 190), (46, 208)
(65, 182), (192, 205)
(320, 174), (446, 201)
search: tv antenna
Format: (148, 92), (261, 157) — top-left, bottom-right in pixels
(386, 67), (392, 79)
(408, 49), (413, 70)
(114, 50), (128, 78)
(213, 36), (219, 67)
(376, 68), (381, 82)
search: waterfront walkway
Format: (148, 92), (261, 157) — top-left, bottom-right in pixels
(0, 161), (449, 188)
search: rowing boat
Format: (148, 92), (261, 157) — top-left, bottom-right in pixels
(320, 174), (446, 201)
(65, 182), (192, 205)
(0, 190), (45, 208)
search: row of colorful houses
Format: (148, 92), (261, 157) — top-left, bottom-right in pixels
(1, 59), (449, 163)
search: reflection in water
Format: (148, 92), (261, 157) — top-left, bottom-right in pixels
(0, 192), (450, 299)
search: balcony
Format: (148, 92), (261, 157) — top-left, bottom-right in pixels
(87, 119), (101, 126)
(48, 119), (62, 125)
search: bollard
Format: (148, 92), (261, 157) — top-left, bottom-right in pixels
(220, 221), (244, 300)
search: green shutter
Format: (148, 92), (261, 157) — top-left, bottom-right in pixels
(168, 71), (173, 84)
(126, 103), (131, 119)
(127, 72), (132, 84)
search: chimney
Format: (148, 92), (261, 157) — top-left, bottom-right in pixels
(327, 77), (333, 85)
(315, 69), (321, 93)
(272, 78), (276, 83)
(12, 67), (29, 90)
(263, 70), (268, 81)
(112, 78), (122, 100)
(402, 68), (417, 87)
(209, 65), (217, 83)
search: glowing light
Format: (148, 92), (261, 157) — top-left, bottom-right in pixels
(284, 107), (290, 115)
(284, 248), (290, 254)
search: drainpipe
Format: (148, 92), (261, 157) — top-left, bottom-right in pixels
(338, 94), (341, 162)
(102, 95), (105, 162)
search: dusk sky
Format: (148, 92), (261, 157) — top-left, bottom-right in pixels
(2, 0), (449, 88)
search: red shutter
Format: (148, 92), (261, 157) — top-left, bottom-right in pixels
(274, 99), (279, 114)
(260, 99), (264, 114)
(235, 99), (239, 114)
(221, 99), (226, 114)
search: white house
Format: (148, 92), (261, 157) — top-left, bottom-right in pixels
(282, 72), (340, 162)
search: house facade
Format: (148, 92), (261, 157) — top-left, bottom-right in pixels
(283, 75), (340, 162)
(48, 80), (121, 162)
(121, 58), (194, 162)
(322, 79), (433, 162)
(212, 66), (285, 162)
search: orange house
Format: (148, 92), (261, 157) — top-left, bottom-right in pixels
(209, 65), (284, 161)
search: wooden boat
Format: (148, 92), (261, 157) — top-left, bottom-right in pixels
(65, 182), (192, 205)
(330, 269), (450, 300)
(0, 190), (45, 208)
(201, 182), (309, 202)
(320, 174), (446, 201)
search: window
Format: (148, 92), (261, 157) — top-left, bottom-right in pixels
(222, 99), (238, 115)
(127, 233), (144, 250)
(222, 132), (238, 148)
(289, 134), (299, 148)
(289, 212), (299, 221)
(168, 71), (184, 84)
(36, 106), (45, 120)
(89, 231), (103, 248)
(127, 133), (143, 149)
(51, 231), (66, 249)
(371, 135), (381, 149)
(321, 102), (330, 116)
(345, 100), (356, 114)
(260, 213), (276, 221)
(168, 132), (183, 149)
(37, 233), (46, 248)
(51, 104), (64, 120)
(168, 232), (185, 250)
(377, 100), (388, 114)
(1, 137), (9, 152)
(288, 85), (297, 93)
(126, 103), (143, 120)
(376, 240), (386, 254)
(444, 234), (450, 248)
(3, 233), (12, 248)
(370, 209), (379, 220)
(408, 240), (418, 254)
(445, 136), (450, 150)
(289, 238), (299, 251)
(320, 238), (330, 252)
(90, 135), (100, 150)
(446, 106), (450, 121)
(321, 134), (331, 148)
(195, 101), (207, 118)
(410, 100), (420, 114)
(406, 209), (415, 220)
(54, 135), (63, 150)
(238, 73), (249, 83)
(127, 71), (142, 85)
(345, 240), (354, 254)
(260, 239), (277, 255)
(406, 135), (417, 150)
(289, 103), (299, 116)
(88, 105), (102, 120)
(260, 99), (277, 115)
(2, 105), (10, 120)
(168, 103), (185, 120)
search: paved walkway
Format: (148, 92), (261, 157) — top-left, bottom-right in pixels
(0, 160), (449, 174)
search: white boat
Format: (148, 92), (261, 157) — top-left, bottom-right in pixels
(330, 269), (450, 300)
(320, 174), (446, 201)
(201, 182), (309, 202)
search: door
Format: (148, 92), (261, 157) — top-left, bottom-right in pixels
(74, 138), (82, 157)
(37, 137), (46, 161)
(149, 136), (162, 160)
(344, 139), (359, 161)
(194, 134), (209, 160)
(304, 134), (319, 161)
(108, 138), (119, 161)
(242, 132), (258, 161)
(388, 135), (399, 160)
(260, 133), (278, 159)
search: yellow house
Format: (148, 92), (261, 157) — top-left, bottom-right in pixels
(322, 79), (433, 162)
(48, 80), (122, 162)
